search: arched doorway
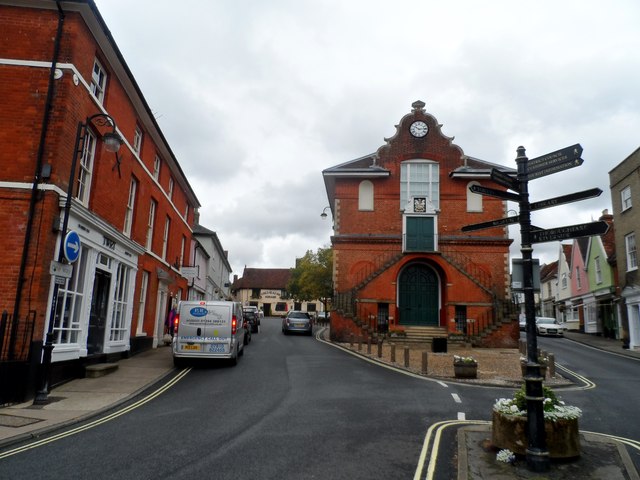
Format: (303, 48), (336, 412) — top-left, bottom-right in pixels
(398, 263), (440, 326)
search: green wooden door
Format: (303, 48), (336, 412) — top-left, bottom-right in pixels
(406, 217), (435, 251)
(398, 264), (439, 326)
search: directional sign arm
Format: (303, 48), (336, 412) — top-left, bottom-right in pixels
(490, 168), (520, 192)
(527, 157), (584, 180)
(462, 215), (520, 232)
(528, 144), (582, 170)
(530, 188), (602, 211)
(530, 221), (609, 243)
(469, 184), (520, 202)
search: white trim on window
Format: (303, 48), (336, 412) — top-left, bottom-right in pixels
(626, 232), (637, 271)
(162, 216), (170, 260)
(180, 236), (186, 268)
(153, 155), (161, 181)
(109, 263), (131, 342)
(123, 177), (137, 237)
(400, 160), (439, 210)
(90, 58), (106, 103)
(146, 200), (156, 251)
(621, 186), (632, 212)
(76, 129), (97, 206)
(133, 126), (143, 156)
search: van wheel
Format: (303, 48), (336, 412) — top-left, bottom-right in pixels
(230, 346), (239, 366)
(173, 357), (185, 369)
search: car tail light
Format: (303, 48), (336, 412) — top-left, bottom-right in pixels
(173, 314), (180, 334)
(231, 315), (237, 335)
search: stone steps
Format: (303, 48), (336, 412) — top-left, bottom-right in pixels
(84, 363), (119, 378)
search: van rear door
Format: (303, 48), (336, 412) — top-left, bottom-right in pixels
(176, 302), (232, 357)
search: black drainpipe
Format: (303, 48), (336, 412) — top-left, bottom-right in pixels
(10, 2), (65, 358)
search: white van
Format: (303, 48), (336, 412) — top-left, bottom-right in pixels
(172, 300), (245, 367)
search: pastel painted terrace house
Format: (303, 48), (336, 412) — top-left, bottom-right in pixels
(322, 101), (519, 347)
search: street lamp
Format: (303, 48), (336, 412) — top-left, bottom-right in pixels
(320, 206), (331, 219)
(34, 113), (122, 404)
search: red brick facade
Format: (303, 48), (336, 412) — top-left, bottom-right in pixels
(323, 101), (516, 344)
(0, 1), (199, 394)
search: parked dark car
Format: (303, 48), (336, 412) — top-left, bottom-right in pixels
(282, 311), (313, 336)
(243, 308), (259, 333)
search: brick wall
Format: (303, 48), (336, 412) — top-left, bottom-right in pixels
(0, 4), (195, 354)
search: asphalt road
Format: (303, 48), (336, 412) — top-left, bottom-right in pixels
(0, 318), (461, 479)
(534, 333), (640, 470)
(1, 323), (638, 479)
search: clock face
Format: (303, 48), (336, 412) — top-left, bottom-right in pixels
(410, 121), (428, 137)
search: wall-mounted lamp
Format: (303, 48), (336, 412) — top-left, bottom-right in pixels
(320, 206), (331, 219)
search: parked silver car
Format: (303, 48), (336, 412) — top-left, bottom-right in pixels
(535, 317), (564, 337)
(282, 311), (313, 336)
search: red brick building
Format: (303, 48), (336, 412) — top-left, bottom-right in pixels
(0, 0), (199, 400)
(322, 101), (518, 346)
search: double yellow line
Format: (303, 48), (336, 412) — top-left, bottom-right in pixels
(0, 368), (191, 459)
(414, 419), (490, 480)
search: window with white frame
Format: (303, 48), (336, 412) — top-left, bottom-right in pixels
(76, 129), (97, 206)
(621, 186), (632, 211)
(162, 216), (171, 260)
(153, 155), (161, 181)
(575, 267), (582, 290)
(595, 256), (602, 284)
(358, 180), (374, 211)
(145, 200), (156, 251)
(133, 126), (143, 156)
(168, 177), (174, 200)
(90, 58), (106, 103)
(561, 272), (568, 290)
(136, 271), (149, 335)
(626, 233), (637, 271)
(184, 204), (189, 221)
(400, 160), (439, 210)
(123, 177), (137, 237)
(180, 235), (186, 267)
(109, 263), (131, 342)
(466, 181), (483, 212)
(53, 246), (87, 345)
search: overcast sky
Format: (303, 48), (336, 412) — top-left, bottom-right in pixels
(95, 0), (640, 276)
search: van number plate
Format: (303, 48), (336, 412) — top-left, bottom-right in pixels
(208, 344), (226, 353)
(182, 344), (200, 351)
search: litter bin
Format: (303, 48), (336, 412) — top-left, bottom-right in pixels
(432, 337), (447, 353)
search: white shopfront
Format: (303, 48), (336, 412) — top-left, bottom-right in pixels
(47, 207), (143, 362)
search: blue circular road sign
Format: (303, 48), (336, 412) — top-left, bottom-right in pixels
(63, 230), (81, 263)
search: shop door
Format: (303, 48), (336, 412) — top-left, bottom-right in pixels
(398, 264), (439, 326)
(88, 270), (111, 355)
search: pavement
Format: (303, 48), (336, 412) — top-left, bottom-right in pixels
(0, 331), (638, 478)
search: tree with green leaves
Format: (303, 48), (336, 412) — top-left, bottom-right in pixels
(287, 246), (333, 314)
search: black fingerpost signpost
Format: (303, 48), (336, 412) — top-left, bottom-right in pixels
(464, 143), (606, 473)
(515, 145), (549, 473)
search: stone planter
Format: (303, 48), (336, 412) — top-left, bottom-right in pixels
(454, 362), (478, 379)
(491, 410), (580, 458)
